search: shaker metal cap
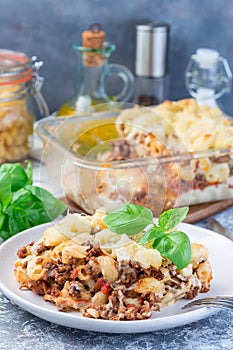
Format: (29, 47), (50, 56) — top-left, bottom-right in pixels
(136, 22), (170, 78)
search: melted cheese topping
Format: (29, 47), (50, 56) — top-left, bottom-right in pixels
(116, 99), (233, 152)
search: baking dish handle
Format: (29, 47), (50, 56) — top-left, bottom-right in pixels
(34, 117), (66, 143)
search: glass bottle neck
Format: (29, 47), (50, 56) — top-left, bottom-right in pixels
(195, 87), (219, 108)
(75, 53), (109, 110)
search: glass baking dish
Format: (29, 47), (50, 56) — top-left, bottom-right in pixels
(35, 109), (233, 217)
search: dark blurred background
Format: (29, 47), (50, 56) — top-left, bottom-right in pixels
(2, 0), (233, 115)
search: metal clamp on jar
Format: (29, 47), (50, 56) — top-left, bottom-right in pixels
(0, 49), (49, 164)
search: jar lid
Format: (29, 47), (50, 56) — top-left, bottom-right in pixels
(0, 49), (32, 85)
(195, 48), (219, 69)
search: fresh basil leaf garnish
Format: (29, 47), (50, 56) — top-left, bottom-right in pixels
(158, 207), (189, 231)
(152, 231), (191, 270)
(104, 203), (191, 269)
(140, 225), (164, 245)
(103, 203), (154, 235)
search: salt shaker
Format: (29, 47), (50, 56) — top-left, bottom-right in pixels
(134, 22), (170, 106)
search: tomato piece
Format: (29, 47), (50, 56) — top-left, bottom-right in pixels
(101, 282), (110, 295)
(70, 269), (79, 279)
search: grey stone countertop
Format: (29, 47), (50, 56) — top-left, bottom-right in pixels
(0, 156), (233, 350)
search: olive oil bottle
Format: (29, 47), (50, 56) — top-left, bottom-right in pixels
(57, 23), (134, 116)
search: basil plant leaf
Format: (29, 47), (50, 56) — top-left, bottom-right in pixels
(25, 161), (33, 185)
(25, 185), (67, 220)
(158, 207), (189, 231)
(0, 162), (67, 241)
(7, 207), (31, 236)
(0, 230), (11, 241)
(9, 190), (50, 225)
(152, 230), (191, 270)
(0, 211), (5, 231)
(6, 186), (66, 230)
(104, 203), (154, 235)
(140, 225), (164, 245)
(0, 172), (12, 209)
(0, 163), (29, 192)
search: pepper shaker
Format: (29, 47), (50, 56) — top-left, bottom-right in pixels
(134, 22), (170, 106)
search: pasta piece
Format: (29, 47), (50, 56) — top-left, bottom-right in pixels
(62, 244), (89, 263)
(196, 259), (212, 292)
(84, 308), (100, 318)
(90, 209), (107, 232)
(26, 256), (47, 281)
(198, 158), (211, 172)
(133, 277), (164, 295)
(83, 279), (95, 293)
(56, 213), (92, 239)
(56, 281), (91, 311)
(14, 257), (31, 285)
(91, 291), (108, 305)
(95, 229), (132, 254)
(95, 255), (119, 281)
(133, 246), (162, 269)
(77, 265), (91, 281)
(51, 241), (89, 262)
(124, 298), (140, 307)
(112, 241), (139, 262)
(205, 163), (229, 182)
(94, 229), (122, 246)
(72, 233), (94, 244)
(190, 243), (208, 268)
(42, 226), (68, 246)
(177, 264), (193, 280)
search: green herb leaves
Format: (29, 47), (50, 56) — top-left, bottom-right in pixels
(158, 207), (189, 231)
(103, 203), (154, 235)
(103, 203), (191, 270)
(152, 231), (191, 270)
(0, 162), (67, 241)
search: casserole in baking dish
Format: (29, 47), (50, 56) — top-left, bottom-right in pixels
(35, 99), (233, 216)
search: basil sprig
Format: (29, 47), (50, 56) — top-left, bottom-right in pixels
(103, 203), (191, 270)
(0, 162), (67, 241)
(103, 203), (153, 235)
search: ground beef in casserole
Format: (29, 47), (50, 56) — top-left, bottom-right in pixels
(193, 173), (209, 190)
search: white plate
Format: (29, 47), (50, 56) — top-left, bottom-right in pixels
(0, 222), (232, 334)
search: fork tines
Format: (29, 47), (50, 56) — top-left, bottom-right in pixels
(182, 296), (233, 310)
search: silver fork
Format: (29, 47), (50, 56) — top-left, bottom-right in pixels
(182, 296), (233, 311)
(207, 218), (233, 241)
(182, 220), (233, 311)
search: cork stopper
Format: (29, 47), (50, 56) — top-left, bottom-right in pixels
(82, 23), (105, 49)
(82, 23), (106, 66)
